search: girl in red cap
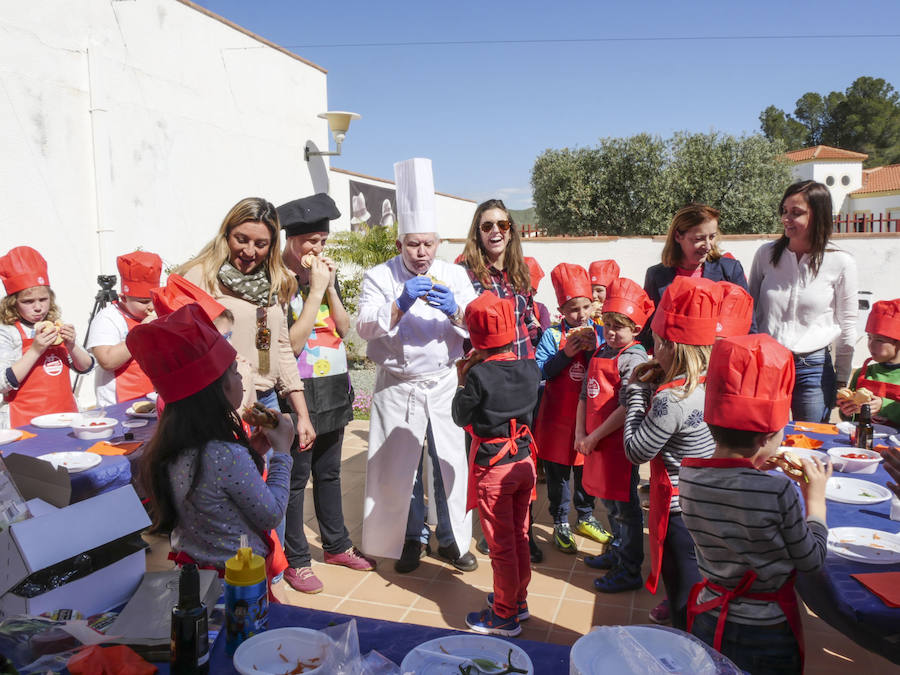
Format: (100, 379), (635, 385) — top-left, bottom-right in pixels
(588, 259), (620, 321)
(0, 247), (94, 428)
(623, 276), (722, 629)
(453, 291), (541, 637)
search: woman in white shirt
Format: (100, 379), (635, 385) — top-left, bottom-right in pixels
(749, 180), (858, 422)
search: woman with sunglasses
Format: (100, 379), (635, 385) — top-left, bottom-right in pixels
(177, 197), (315, 447)
(460, 200), (540, 358)
(749, 181), (858, 422)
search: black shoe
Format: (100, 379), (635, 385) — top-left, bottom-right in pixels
(394, 539), (429, 573)
(476, 537), (490, 555)
(436, 543), (479, 572)
(529, 537), (543, 563)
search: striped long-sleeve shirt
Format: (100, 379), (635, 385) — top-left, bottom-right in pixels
(679, 457), (828, 625)
(623, 380), (715, 513)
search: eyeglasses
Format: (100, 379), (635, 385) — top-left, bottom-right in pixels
(479, 220), (511, 233)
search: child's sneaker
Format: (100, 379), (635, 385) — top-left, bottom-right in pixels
(465, 608), (521, 637)
(553, 523), (577, 554)
(584, 548), (618, 570)
(574, 516), (613, 544)
(593, 566), (643, 593)
(649, 599), (671, 624)
(486, 593), (530, 621)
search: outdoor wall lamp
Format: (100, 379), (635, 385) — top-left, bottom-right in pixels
(305, 111), (361, 161)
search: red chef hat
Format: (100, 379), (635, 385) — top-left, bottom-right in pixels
(126, 303), (236, 403)
(717, 282), (754, 338)
(651, 276), (723, 345)
(602, 278), (655, 329)
(866, 299), (900, 341)
(0, 246), (50, 294)
(705, 334), (795, 433)
(151, 274), (226, 321)
(524, 257), (545, 291)
(117, 251), (162, 298)
(465, 291), (516, 350)
(589, 260), (620, 288)
(551, 263), (592, 307)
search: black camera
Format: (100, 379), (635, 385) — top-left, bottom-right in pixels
(97, 275), (117, 291)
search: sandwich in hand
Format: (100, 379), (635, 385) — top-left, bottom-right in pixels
(241, 401), (280, 429)
(767, 450), (807, 481)
(633, 359), (665, 384)
(566, 323), (595, 342)
(35, 319), (64, 345)
(300, 252), (319, 269)
(836, 387), (874, 405)
(131, 400), (156, 414)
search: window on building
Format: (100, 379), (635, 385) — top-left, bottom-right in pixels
(841, 175), (851, 186)
(825, 175), (835, 186)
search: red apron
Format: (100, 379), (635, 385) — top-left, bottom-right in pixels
(464, 352), (539, 512)
(533, 324), (596, 466)
(112, 305), (154, 402)
(854, 357), (900, 401)
(645, 375), (706, 595)
(7, 322), (77, 428)
(687, 570), (804, 669)
(582, 341), (639, 502)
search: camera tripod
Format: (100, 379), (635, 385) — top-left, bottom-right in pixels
(72, 275), (118, 392)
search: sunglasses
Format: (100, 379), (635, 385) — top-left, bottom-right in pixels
(479, 220), (511, 233)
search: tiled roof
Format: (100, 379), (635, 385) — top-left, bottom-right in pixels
(784, 145), (868, 162)
(850, 164), (900, 195)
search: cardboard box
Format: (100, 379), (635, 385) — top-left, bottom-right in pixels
(0, 485), (151, 618)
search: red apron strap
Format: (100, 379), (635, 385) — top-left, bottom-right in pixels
(855, 358), (900, 401)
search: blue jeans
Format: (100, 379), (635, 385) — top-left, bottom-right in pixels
(544, 460), (594, 524)
(600, 465), (643, 575)
(662, 513), (701, 631)
(691, 611), (801, 674)
(791, 347), (836, 423)
(405, 422), (455, 548)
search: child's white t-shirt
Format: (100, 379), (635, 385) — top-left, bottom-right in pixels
(86, 305), (128, 406)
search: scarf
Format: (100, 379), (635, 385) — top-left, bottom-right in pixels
(217, 262), (275, 306)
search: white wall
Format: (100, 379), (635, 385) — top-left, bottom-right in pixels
(790, 160), (864, 213)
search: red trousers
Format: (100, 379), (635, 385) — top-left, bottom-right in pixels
(474, 458), (536, 619)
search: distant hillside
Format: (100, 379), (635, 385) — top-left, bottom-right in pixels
(509, 207), (537, 224)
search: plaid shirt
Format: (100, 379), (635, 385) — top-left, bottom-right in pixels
(461, 263), (540, 359)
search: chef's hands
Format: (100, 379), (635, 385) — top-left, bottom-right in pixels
(309, 256), (333, 296)
(563, 331), (594, 357)
(58, 323), (77, 349)
(427, 284), (457, 316)
(397, 276), (432, 313)
(30, 325), (58, 355)
(797, 455), (832, 521)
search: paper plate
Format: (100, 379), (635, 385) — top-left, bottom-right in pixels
(401, 635), (533, 675)
(37, 452), (101, 473)
(30, 412), (79, 428)
(146, 392), (158, 402)
(828, 527), (900, 565)
(0, 429), (24, 445)
(126, 402), (157, 418)
(233, 626), (332, 675)
(825, 477), (892, 504)
(569, 625), (714, 675)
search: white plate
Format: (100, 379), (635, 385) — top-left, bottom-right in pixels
(146, 392), (158, 402)
(828, 527), (900, 564)
(233, 626), (332, 675)
(37, 452), (101, 473)
(889, 434), (900, 447)
(570, 625), (714, 675)
(0, 429), (23, 445)
(30, 412), (79, 428)
(126, 403), (157, 418)
(401, 635), (533, 675)
(825, 477), (892, 504)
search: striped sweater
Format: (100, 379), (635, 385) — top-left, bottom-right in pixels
(679, 458), (828, 625)
(623, 380), (715, 513)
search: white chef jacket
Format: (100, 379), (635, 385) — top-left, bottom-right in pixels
(356, 256), (477, 558)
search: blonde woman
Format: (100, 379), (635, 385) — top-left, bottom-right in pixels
(177, 197), (314, 448)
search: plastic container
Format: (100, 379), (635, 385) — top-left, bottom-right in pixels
(224, 535), (268, 656)
(70, 417), (117, 440)
(827, 447), (883, 474)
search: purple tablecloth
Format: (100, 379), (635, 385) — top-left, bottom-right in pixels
(788, 422), (900, 663)
(3, 400), (155, 503)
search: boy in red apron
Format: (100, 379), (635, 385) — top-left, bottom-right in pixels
(837, 298), (900, 427)
(453, 291), (541, 637)
(0, 246), (95, 427)
(86, 251), (162, 406)
(575, 278), (653, 592)
(534, 263), (612, 553)
(681, 334), (832, 674)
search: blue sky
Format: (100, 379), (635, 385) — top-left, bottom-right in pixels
(194, 0), (899, 209)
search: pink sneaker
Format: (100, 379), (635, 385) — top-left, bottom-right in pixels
(283, 566), (323, 594)
(649, 599), (670, 624)
(324, 546), (377, 571)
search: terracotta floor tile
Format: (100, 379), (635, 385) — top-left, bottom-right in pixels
(403, 608), (463, 631)
(589, 602), (634, 628)
(276, 586), (347, 612)
(521, 594), (561, 625)
(565, 571), (637, 608)
(337, 599), (410, 622)
(521, 569), (570, 598)
(549, 599), (600, 635)
(409, 579), (487, 615)
(347, 573), (434, 607)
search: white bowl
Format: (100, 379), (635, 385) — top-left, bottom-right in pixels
(827, 446), (883, 474)
(71, 417), (117, 440)
(232, 627), (331, 675)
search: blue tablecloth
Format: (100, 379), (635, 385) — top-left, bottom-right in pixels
(3, 400), (155, 503)
(788, 422), (900, 663)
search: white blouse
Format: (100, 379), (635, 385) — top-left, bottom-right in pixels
(749, 241), (858, 383)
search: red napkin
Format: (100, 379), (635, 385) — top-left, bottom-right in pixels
(783, 434), (824, 449)
(792, 422), (838, 435)
(851, 572), (900, 608)
(67, 645), (157, 675)
(86, 440), (143, 456)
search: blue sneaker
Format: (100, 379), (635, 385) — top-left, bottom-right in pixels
(486, 593), (530, 621)
(465, 608), (521, 637)
(593, 566), (643, 593)
(584, 549), (618, 570)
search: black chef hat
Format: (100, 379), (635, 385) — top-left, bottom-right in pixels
(277, 193), (341, 236)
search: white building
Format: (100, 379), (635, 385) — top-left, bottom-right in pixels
(785, 145), (900, 232)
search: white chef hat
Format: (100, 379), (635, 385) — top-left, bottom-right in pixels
(394, 158), (436, 236)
